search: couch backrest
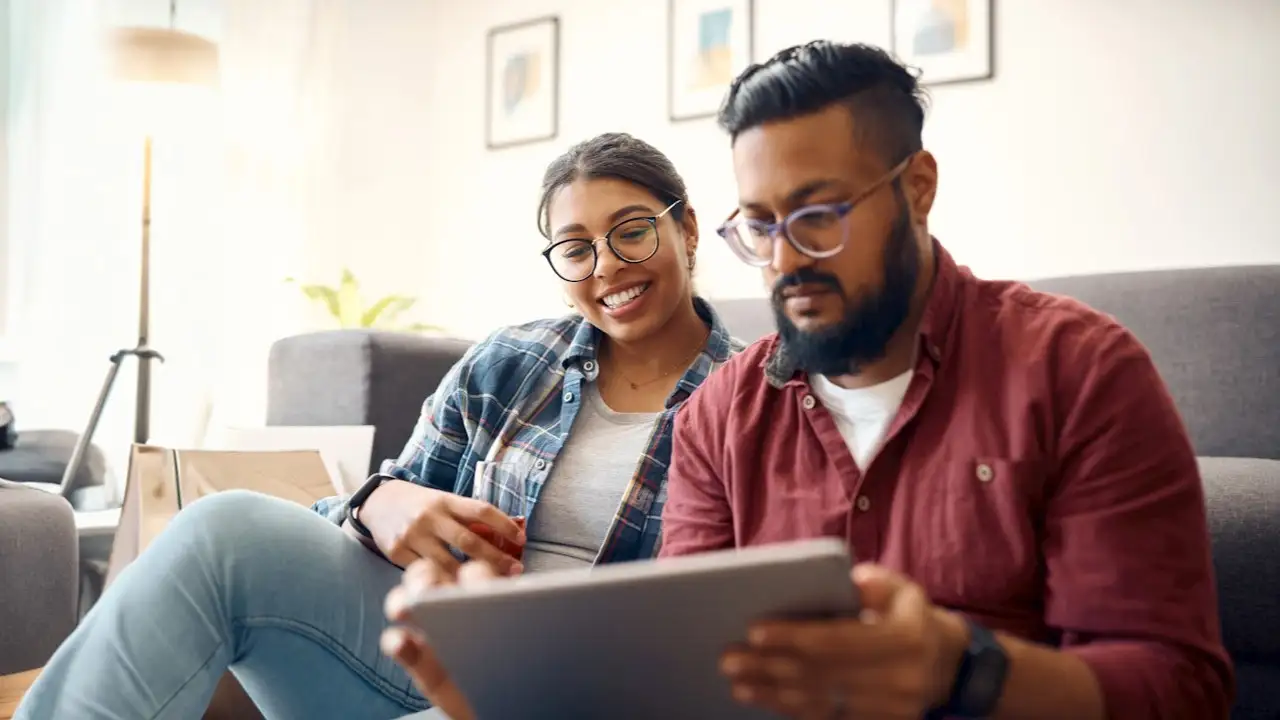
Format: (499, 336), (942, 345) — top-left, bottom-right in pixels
(267, 330), (474, 475)
(1032, 265), (1279, 461)
(711, 264), (1280, 460)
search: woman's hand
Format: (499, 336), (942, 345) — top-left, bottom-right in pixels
(383, 559), (504, 720)
(358, 480), (525, 575)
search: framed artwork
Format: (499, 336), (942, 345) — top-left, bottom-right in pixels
(667, 0), (754, 122)
(891, 0), (994, 86)
(486, 16), (559, 150)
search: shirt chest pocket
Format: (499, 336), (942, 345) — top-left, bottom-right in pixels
(912, 458), (1047, 611)
(470, 460), (534, 518)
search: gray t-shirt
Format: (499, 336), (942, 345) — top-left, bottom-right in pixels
(521, 382), (659, 573)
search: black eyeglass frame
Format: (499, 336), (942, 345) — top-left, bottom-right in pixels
(716, 156), (913, 267)
(541, 200), (682, 282)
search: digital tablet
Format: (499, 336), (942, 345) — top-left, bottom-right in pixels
(405, 538), (859, 719)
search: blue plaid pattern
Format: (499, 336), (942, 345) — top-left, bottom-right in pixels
(312, 297), (744, 564)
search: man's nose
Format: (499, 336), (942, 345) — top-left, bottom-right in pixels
(769, 233), (812, 277)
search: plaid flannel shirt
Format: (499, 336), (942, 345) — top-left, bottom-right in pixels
(312, 297), (743, 564)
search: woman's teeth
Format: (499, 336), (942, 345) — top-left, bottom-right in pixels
(602, 283), (650, 309)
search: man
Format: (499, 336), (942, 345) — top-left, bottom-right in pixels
(658, 40), (1233, 719)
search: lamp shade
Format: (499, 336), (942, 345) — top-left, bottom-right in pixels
(109, 27), (220, 87)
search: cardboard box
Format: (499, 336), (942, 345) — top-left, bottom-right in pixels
(105, 444), (336, 586)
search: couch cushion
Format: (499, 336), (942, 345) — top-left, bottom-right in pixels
(709, 297), (774, 344)
(267, 330), (474, 476)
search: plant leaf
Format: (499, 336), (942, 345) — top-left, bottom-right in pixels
(337, 268), (362, 328)
(405, 322), (445, 334)
(361, 295), (417, 327)
(299, 284), (340, 318)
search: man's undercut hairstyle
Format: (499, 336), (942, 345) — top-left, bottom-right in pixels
(717, 40), (928, 165)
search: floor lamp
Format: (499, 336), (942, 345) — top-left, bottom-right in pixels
(58, 5), (220, 502)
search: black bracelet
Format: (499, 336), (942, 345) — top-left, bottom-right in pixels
(345, 473), (393, 540)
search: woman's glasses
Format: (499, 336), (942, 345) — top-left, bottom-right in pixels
(541, 200), (681, 282)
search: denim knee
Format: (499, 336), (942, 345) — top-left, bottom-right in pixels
(160, 489), (308, 568)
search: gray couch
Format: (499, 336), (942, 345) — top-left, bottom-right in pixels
(0, 480), (78, 675)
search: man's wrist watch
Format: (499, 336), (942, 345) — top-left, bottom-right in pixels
(345, 474), (394, 540)
(930, 618), (1010, 719)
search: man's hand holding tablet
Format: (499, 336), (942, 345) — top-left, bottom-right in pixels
(377, 540), (961, 719)
(383, 559), (488, 720)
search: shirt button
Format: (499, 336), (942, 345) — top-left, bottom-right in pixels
(563, 391), (574, 403)
(583, 360), (596, 372)
(802, 395), (817, 410)
(855, 495), (871, 512)
(975, 463), (995, 482)
(534, 459), (547, 470)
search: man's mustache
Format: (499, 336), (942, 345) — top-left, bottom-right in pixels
(771, 268), (844, 302)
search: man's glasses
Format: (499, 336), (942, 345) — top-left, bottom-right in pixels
(716, 156), (912, 267)
(541, 200), (682, 282)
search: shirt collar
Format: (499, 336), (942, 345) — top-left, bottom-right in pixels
(561, 295), (737, 376)
(765, 238), (963, 388)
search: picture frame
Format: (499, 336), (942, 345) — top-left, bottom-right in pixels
(891, 0), (994, 86)
(486, 16), (560, 150)
(667, 0), (754, 122)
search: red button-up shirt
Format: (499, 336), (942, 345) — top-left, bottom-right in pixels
(661, 244), (1233, 719)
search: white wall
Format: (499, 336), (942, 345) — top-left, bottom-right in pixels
(337, 0), (1280, 340)
(0, 0), (13, 388)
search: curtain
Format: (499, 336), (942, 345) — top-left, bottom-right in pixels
(7, 0), (139, 488)
(7, 0), (350, 496)
(204, 0), (350, 436)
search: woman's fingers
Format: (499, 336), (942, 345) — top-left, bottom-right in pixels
(437, 516), (524, 576)
(446, 495), (526, 544)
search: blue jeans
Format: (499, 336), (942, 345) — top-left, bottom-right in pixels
(16, 490), (433, 719)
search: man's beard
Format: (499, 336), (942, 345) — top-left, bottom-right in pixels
(772, 195), (919, 377)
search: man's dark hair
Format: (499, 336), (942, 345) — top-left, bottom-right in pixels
(718, 41), (928, 164)
(537, 132), (689, 239)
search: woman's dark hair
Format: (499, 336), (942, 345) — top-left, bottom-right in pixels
(537, 133), (689, 239)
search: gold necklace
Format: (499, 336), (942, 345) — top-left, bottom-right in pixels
(607, 344), (705, 390)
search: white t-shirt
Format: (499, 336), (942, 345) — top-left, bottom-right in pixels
(809, 370), (913, 470)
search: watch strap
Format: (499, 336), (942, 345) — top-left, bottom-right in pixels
(931, 618), (1009, 719)
(345, 473), (393, 540)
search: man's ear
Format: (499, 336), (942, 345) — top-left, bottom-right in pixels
(904, 150), (938, 221)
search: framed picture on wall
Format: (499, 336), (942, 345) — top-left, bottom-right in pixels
(486, 16), (559, 150)
(891, 0), (994, 86)
(668, 0), (754, 122)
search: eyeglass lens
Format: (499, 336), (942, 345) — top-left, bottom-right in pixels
(732, 205), (848, 261)
(548, 218), (659, 281)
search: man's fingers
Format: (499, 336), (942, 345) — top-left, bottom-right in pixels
(457, 559), (502, 585)
(381, 627), (450, 693)
(384, 585), (409, 622)
(721, 649), (830, 719)
(851, 563), (912, 614)
(404, 556), (459, 589)
(445, 495), (525, 543)
(746, 618), (909, 661)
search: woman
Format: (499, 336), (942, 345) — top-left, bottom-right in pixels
(16, 132), (742, 720)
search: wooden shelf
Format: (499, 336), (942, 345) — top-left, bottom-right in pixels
(0, 667), (41, 719)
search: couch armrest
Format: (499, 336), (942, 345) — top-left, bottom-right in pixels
(266, 330), (473, 476)
(1198, 457), (1280, 668)
(0, 480), (78, 674)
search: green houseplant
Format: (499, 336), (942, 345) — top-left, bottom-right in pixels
(287, 268), (443, 333)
